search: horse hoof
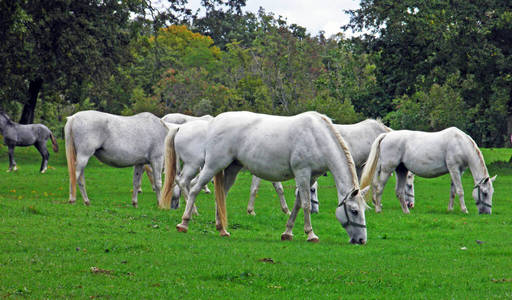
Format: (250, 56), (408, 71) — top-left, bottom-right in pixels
(84, 201), (90, 206)
(219, 229), (230, 237)
(247, 210), (256, 216)
(462, 209), (469, 214)
(281, 233), (293, 241)
(69, 200), (76, 204)
(307, 237), (320, 243)
(132, 203), (138, 208)
(176, 224), (188, 233)
(282, 209), (291, 215)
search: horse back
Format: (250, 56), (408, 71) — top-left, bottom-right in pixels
(68, 111), (167, 166)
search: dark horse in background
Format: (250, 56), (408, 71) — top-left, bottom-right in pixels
(0, 111), (58, 173)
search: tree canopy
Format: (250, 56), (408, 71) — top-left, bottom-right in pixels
(0, 0), (511, 146)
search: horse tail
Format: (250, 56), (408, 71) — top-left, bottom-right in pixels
(64, 117), (77, 200)
(159, 125), (180, 209)
(214, 171), (227, 230)
(50, 133), (59, 152)
(360, 132), (386, 194)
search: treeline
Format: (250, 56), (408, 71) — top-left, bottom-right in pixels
(1, 1), (511, 147)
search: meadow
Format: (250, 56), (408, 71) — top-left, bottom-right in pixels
(1, 141), (511, 299)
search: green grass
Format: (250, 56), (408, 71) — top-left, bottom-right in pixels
(1, 142), (512, 299)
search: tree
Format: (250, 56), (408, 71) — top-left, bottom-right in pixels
(0, 0), (145, 123)
(345, 0), (512, 146)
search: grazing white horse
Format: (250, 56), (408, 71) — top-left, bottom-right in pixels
(248, 119), (416, 214)
(360, 127), (496, 214)
(161, 111), (369, 244)
(159, 120), (292, 215)
(64, 111), (169, 207)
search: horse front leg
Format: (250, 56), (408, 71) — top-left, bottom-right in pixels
(448, 168), (467, 214)
(448, 182), (456, 211)
(131, 165), (144, 207)
(247, 176), (261, 215)
(281, 190), (301, 241)
(7, 145), (17, 172)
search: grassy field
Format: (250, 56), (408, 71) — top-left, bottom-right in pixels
(1, 142), (511, 299)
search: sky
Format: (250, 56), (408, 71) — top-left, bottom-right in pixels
(184, 0), (361, 37)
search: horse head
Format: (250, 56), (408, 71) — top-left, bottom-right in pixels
(472, 175), (496, 214)
(335, 186), (370, 244)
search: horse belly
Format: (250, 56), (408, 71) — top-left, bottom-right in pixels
(238, 154), (293, 182)
(94, 149), (147, 168)
(405, 158), (448, 178)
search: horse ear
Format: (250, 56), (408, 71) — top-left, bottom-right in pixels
(351, 189), (359, 198)
(490, 175), (497, 182)
(360, 186), (370, 197)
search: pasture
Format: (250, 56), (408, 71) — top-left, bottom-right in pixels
(1, 141), (511, 298)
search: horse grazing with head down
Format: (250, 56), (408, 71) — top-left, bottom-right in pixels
(64, 110), (169, 207)
(248, 119), (416, 214)
(161, 111), (369, 244)
(0, 111), (58, 173)
(360, 127), (496, 214)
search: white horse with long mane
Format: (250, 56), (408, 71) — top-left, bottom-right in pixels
(248, 119), (416, 214)
(360, 127), (496, 214)
(161, 111), (369, 244)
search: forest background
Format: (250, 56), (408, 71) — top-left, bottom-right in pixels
(1, 0), (511, 147)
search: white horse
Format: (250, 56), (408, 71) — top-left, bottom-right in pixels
(248, 119), (416, 214)
(161, 113), (213, 124)
(159, 119), (292, 215)
(161, 111), (369, 244)
(360, 127), (496, 214)
(64, 110), (169, 207)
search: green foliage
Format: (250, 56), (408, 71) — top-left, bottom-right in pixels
(385, 73), (469, 131)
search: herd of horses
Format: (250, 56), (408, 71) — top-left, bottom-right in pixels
(1, 110), (496, 244)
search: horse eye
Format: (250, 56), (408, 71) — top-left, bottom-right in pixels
(482, 192), (488, 197)
(407, 184), (412, 189)
(351, 209), (358, 216)
(310, 188), (315, 193)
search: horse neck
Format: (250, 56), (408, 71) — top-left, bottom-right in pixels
(464, 137), (489, 184)
(328, 160), (359, 195)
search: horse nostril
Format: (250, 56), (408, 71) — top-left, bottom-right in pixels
(359, 238), (366, 245)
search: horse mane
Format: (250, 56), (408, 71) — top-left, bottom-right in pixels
(0, 111), (14, 125)
(317, 114), (367, 207)
(464, 133), (489, 177)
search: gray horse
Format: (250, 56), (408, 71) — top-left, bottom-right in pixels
(0, 111), (58, 173)
(64, 110), (168, 207)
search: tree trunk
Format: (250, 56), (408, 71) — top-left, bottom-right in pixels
(19, 78), (43, 124)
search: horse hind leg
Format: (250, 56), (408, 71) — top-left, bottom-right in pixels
(132, 165), (144, 207)
(74, 154), (91, 205)
(273, 181), (290, 215)
(35, 141), (49, 173)
(373, 165), (392, 213)
(214, 163), (242, 236)
(394, 165), (410, 214)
